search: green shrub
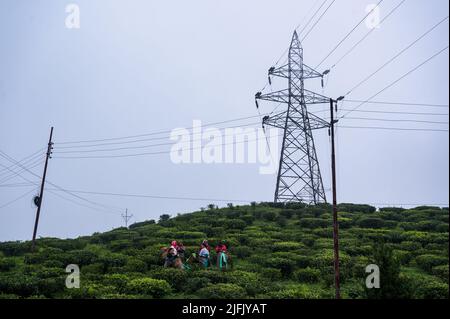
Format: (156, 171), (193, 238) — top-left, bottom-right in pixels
(0, 274), (39, 297)
(232, 246), (252, 258)
(126, 278), (171, 298)
(294, 255), (311, 268)
(280, 210), (295, 219)
(241, 215), (255, 225)
(415, 255), (448, 273)
(103, 274), (129, 293)
(0, 258), (16, 271)
(225, 219), (247, 230)
(294, 267), (320, 283)
(276, 216), (288, 227)
(198, 283), (246, 299)
(431, 265), (449, 283)
(148, 268), (188, 291)
(175, 231), (206, 239)
(124, 258), (147, 272)
(341, 280), (366, 299)
(37, 276), (66, 297)
(338, 204), (376, 214)
(185, 277), (211, 293)
(43, 260), (64, 269)
(299, 218), (329, 229)
(82, 263), (105, 274)
(393, 250), (413, 266)
(65, 250), (98, 266)
(0, 242), (31, 257)
(67, 283), (116, 299)
(416, 279), (449, 299)
(260, 268), (282, 281)
(98, 253), (128, 270)
(264, 257), (296, 278)
(365, 243), (407, 299)
(399, 241), (422, 251)
(357, 218), (385, 229)
(338, 217), (354, 229)
(269, 284), (322, 299)
(129, 220), (156, 229)
(262, 211), (277, 222)
(227, 271), (266, 296)
(272, 241), (304, 252)
(192, 271), (227, 284)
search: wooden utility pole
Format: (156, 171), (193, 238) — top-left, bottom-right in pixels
(330, 99), (340, 299)
(31, 127), (54, 252)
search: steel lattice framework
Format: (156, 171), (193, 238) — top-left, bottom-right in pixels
(256, 31), (330, 204)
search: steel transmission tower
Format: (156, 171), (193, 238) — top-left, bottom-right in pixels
(256, 31), (330, 204)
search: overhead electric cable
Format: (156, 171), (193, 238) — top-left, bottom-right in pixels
(340, 45), (449, 119)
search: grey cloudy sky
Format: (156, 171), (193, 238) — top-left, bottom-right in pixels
(0, 0), (448, 241)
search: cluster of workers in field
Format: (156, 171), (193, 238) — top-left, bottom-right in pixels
(163, 240), (230, 270)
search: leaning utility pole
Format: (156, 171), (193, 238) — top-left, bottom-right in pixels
(122, 209), (133, 228)
(255, 31), (330, 204)
(329, 99), (340, 299)
(31, 127), (54, 252)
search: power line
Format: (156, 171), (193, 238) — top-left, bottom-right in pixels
(47, 188), (254, 204)
(0, 182), (36, 188)
(301, 0), (337, 42)
(331, 0), (408, 69)
(53, 121), (262, 152)
(47, 189), (121, 216)
(273, 0), (329, 68)
(338, 125), (448, 132)
(343, 100), (449, 108)
(0, 156), (40, 187)
(0, 157), (43, 180)
(272, 0), (340, 70)
(0, 159), (45, 185)
(0, 188), (36, 209)
(53, 130), (285, 159)
(54, 115), (267, 145)
(313, 108), (448, 116)
(341, 117), (449, 125)
(0, 150), (124, 214)
(298, 0), (330, 39)
(54, 121), (450, 160)
(340, 45), (449, 119)
(315, 0), (385, 69)
(345, 15), (449, 96)
(45, 180), (124, 214)
(52, 98), (448, 151)
(0, 149), (45, 176)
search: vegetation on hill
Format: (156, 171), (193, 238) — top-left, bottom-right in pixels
(0, 203), (448, 299)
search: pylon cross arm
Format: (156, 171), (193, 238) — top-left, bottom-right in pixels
(256, 89), (330, 106)
(303, 89), (330, 104)
(263, 111), (288, 129)
(269, 63), (323, 81)
(257, 89), (290, 104)
(307, 112), (331, 130)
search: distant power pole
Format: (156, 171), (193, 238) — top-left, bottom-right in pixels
(122, 209), (133, 227)
(31, 127), (54, 252)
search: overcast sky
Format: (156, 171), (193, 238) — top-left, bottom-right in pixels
(0, 0), (448, 241)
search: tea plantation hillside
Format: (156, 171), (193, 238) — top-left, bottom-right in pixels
(0, 203), (448, 299)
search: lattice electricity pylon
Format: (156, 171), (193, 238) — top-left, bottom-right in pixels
(255, 31), (330, 205)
